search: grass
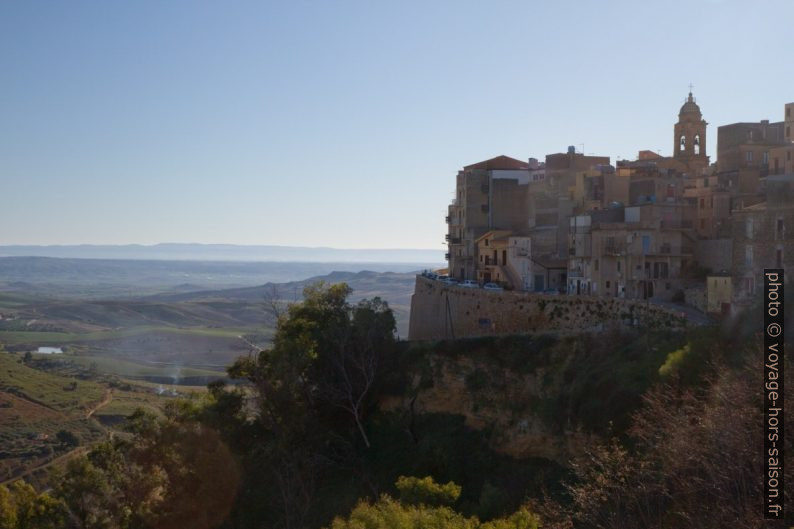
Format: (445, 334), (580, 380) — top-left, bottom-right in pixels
(0, 351), (105, 413)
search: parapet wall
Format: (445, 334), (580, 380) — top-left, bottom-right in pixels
(408, 276), (686, 340)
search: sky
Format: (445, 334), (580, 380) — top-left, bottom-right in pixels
(1, 0), (792, 250)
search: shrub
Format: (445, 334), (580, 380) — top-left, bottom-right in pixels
(395, 475), (461, 507)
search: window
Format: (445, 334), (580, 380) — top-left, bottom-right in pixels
(617, 261), (621, 272)
(703, 177), (709, 187)
(763, 151), (769, 165)
(699, 198), (705, 208)
(694, 134), (701, 155)
(777, 218), (784, 238)
(679, 135), (686, 151)
(700, 218), (705, 229)
(746, 151), (754, 162)
(594, 259), (599, 272)
(746, 218), (753, 239)
(745, 245), (753, 266)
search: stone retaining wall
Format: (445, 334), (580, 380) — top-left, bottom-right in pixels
(408, 276), (687, 340)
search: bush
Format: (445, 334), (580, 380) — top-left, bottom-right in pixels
(396, 475), (461, 507)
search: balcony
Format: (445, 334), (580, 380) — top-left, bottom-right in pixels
(568, 266), (584, 278)
(445, 253), (451, 260)
(445, 234), (461, 244)
(445, 215), (451, 223)
(603, 242), (626, 255)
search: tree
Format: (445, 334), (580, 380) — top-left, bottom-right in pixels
(0, 481), (66, 529)
(314, 296), (396, 448)
(56, 429), (80, 448)
(226, 281), (397, 528)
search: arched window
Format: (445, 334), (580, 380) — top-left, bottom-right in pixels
(694, 134), (700, 155)
(679, 135), (686, 151)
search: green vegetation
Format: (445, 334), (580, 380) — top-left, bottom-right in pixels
(329, 477), (540, 529)
(0, 351), (105, 411)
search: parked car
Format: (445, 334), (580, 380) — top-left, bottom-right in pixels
(460, 280), (478, 288)
(483, 282), (503, 291)
(440, 277), (458, 285)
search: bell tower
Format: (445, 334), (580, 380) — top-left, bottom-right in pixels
(673, 89), (708, 173)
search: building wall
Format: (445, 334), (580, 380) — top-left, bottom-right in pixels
(706, 275), (733, 314)
(769, 144), (794, 175)
(693, 238), (733, 273)
(506, 236), (532, 290)
(716, 121), (786, 173)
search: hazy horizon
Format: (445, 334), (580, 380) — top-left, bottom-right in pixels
(0, 242), (445, 264)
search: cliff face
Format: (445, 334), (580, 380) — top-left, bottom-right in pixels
(409, 275), (687, 341)
(380, 330), (684, 463)
(380, 356), (593, 462)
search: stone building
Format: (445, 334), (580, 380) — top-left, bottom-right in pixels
(716, 115), (787, 209)
(474, 231), (532, 289)
(731, 174), (794, 301)
(567, 202), (695, 300)
(683, 174), (732, 238)
(446, 155), (531, 281)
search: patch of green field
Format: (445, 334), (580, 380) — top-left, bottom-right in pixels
(0, 352), (105, 413)
(65, 355), (225, 379)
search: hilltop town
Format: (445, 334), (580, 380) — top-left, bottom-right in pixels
(410, 94), (793, 339)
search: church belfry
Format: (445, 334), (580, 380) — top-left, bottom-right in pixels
(673, 90), (708, 170)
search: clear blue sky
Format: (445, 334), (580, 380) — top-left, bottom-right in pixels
(2, 0), (792, 249)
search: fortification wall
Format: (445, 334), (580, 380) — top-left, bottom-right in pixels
(408, 276), (686, 340)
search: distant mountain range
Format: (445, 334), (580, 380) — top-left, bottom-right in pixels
(0, 243), (444, 264)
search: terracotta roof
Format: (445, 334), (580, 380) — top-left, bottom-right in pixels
(464, 155), (529, 171)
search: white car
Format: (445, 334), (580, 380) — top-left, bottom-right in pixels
(460, 280), (478, 288)
(483, 282), (503, 291)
